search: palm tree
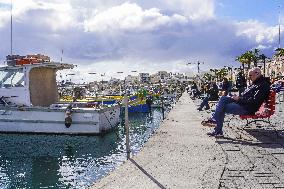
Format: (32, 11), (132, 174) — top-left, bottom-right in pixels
(258, 54), (267, 76)
(215, 68), (228, 81)
(235, 56), (245, 72)
(252, 48), (260, 67)
(236, 50), (257, 74)
(203, 73), (213, 82)
(275, 48), (284, 57)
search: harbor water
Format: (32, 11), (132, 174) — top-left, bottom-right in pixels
(0, 109), (164, 189)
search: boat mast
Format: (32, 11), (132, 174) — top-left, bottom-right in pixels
(10, 0), (13, 56)
(278, 5), (281, 48)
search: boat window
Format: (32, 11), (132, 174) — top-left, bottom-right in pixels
(0, 69), (24, 88)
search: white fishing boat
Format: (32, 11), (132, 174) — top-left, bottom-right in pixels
(0, 58), (120, 135)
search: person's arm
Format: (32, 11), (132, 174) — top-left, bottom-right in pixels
(237, 84), (270, 105)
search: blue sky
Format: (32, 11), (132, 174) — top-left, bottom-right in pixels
(216, 0), (281, 25)
(0, 0), (283, 81)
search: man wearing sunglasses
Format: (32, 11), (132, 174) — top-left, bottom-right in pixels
(202, 67), (271, 137)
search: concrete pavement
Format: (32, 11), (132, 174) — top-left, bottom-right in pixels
(90, 93), (284, 189)
(90, 93), (225, 189)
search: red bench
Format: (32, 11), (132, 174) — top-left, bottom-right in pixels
(238, 90), (276, 127)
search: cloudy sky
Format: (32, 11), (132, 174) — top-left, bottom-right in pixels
(0, 0), (283, 81)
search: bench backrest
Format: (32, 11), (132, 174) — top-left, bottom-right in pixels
(267, 90), (276, 114)
(240, 90), (276, 119)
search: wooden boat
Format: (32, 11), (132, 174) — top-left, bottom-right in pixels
(0, 57), (120, 135)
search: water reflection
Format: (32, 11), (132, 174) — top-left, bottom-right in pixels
(0, 109), (163, 188)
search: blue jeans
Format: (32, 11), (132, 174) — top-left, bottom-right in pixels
(199, 96), (210, 110)
(212, 96), (249, 133)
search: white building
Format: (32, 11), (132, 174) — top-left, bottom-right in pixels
(139, 73), (150, 83)
(125, 75), (139, 84)
(150, 71), (170, 83)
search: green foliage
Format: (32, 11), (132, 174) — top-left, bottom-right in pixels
(275, 48), (284, 57)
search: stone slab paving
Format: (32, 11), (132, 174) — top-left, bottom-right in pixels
(194, 92), (284, 189)
(90, 93), (225, 189)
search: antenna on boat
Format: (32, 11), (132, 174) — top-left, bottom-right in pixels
(10, 0), (13, 56)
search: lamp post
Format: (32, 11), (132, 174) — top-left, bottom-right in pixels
(157, 80), (164, 119)
(117, 71), (131, 159)
(124, 92), (130, 159)
(187, 61), (204, 74)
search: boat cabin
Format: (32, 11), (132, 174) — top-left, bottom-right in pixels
(0, 62), (74, 107)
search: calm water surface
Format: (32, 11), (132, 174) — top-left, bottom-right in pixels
(0, 109), (164, 189)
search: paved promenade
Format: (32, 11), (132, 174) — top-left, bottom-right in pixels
(90, 93), (284, 189)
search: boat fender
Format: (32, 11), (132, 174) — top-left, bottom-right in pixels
(65, 105), (73, 128)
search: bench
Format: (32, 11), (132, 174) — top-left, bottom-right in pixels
(239, 90), (276, 127)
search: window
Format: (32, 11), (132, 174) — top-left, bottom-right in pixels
(0, 68), (25, 88)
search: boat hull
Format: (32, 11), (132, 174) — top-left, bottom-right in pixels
(0, 105), (120, 135)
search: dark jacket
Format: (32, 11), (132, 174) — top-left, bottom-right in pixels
(236, 74), (247, 89)
(221, 80), (230, 96)
(237, 76), (270, 114)
(208, 84), (219, 101)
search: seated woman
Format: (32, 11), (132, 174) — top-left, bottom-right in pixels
(197, 82), (219, 111)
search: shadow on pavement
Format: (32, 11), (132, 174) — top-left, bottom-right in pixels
(129, 158), (167, 189)
(216, 129), (284, 148)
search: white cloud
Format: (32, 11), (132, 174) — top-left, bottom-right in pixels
(235, 20), (279, 44)
(0, 0), (282, 81)
(0, 9), (9, 28)
(163, 0), (215, 20)
(0, 0), (78, 31)
(84, 2), (188, 33)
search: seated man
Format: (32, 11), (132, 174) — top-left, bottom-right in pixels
(220, 77), (230, 96)
(190, 82), (200, 99)
(197, 82), (219, 111)
(202, 67), (271, 137)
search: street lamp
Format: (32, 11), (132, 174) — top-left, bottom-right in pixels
(187, 61), (204, 74)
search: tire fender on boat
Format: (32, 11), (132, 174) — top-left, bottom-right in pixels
(65, 105), (73, 128)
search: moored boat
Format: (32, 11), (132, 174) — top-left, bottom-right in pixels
(0, 55), (120, 135)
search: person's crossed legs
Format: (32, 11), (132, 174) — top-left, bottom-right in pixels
(206, 96), (249, 136)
